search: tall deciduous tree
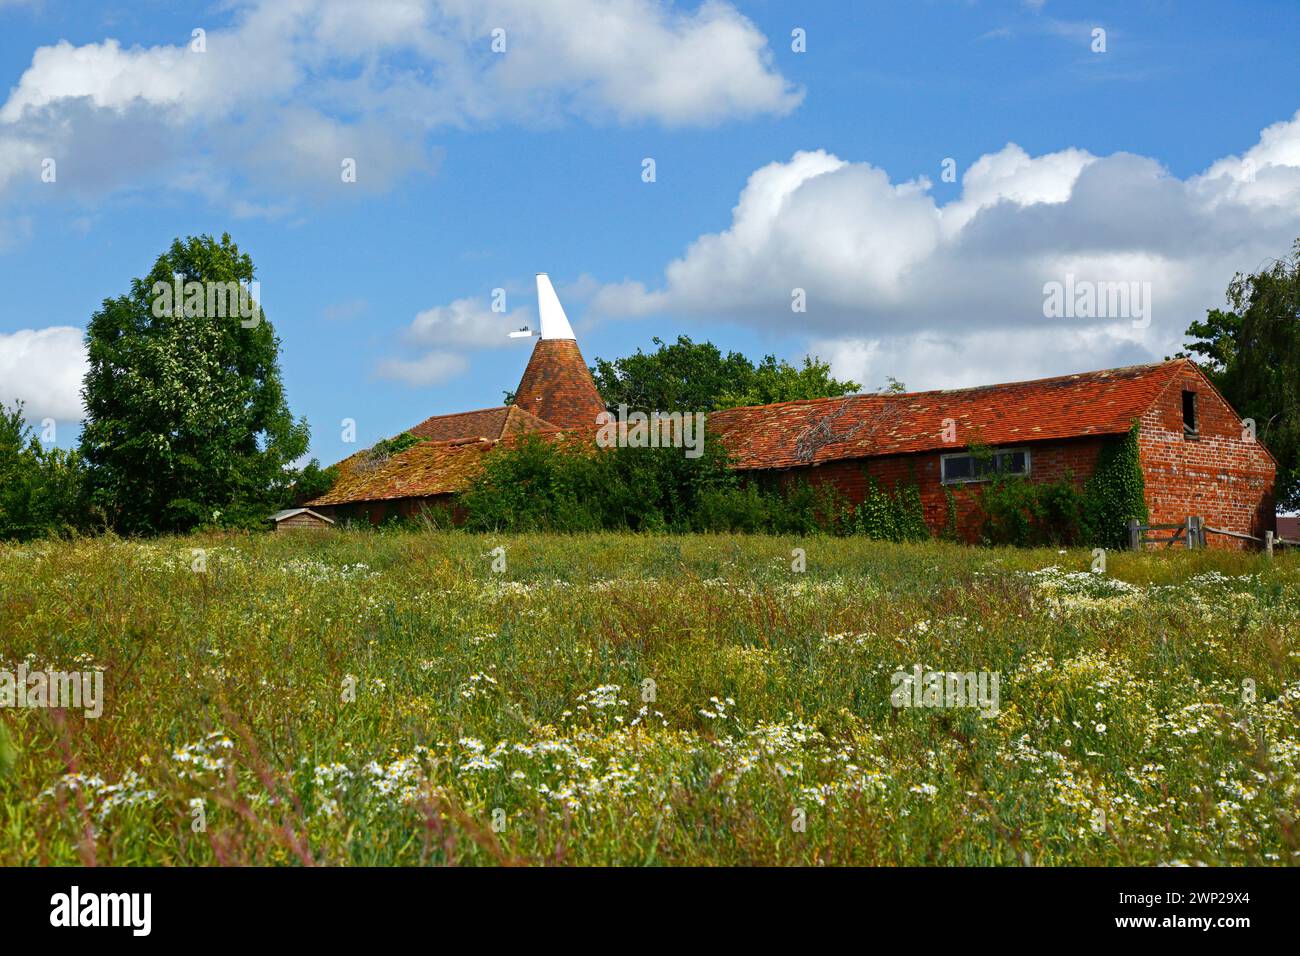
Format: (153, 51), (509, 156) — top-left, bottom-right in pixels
(80, 234), (309, 533)
(1183, 240), (1300, 509)
(589, 335), (860, 412)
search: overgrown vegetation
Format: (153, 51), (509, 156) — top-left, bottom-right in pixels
(460, 433), (931, 538)
(458, 424), (1150, 549)
(849, 477), (930, 541)
(1081, 424), (1150, 549)
(974, 426), (1148, 548)
(461, 433), (735, 532)
(0, 402), (88, 541)
(354, 432), (422, 476)
(365, 432), (421, 461)
(2, 531), (1295, 865)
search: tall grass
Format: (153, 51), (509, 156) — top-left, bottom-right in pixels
(0, 530), (1296, 865)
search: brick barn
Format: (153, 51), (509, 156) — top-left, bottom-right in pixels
(706, 360), (1277, 546)
(309, 275), (1276, 547)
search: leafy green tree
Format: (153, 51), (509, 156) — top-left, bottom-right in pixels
(1183, 240), (1300, 508)
(0, 402), (87, 540)
(590, 335), (859, 412)
(716, 354), (863, 408)
(79, 234), (309, 533)
(289, 460), (340, 507)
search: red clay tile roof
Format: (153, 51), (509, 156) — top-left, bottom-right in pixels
(309, 333), (601, 507)
(308, 404), (555, 506)
(708, 359), (1194, 470)
(312, 355), (1201, 506)
(307, 437), (499, 505)
(306, 425), (576, 507)
(408, 404), (555, 442)
(512, 338), (608, 431)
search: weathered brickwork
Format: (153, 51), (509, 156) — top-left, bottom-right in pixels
(1136, 366), (1275, 549)
(775, 437), (1107, 541)
(765, 367), (1275, 550)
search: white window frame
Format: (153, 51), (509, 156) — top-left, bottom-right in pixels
(940, 448), (1032, 485)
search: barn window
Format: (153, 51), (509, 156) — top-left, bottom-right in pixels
(1182, 390), (1198, 437)
(940, 449), (1030, 484)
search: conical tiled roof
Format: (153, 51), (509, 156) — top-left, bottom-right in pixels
(311, 272), (609, 507)
(513, 338), (607, 431)
(507, 274), (607, 430)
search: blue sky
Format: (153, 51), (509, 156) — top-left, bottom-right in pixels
(1, 0), (1299, 467)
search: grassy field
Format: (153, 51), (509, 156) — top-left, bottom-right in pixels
(0, 530), (1297, 866)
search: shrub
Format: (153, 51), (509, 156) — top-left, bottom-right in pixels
(979, 475), (1085, 547)
(850, 476), (930, 542)
(694, 483), (780, 533)
(0, 402), (89, 541)
(460, 434), (606, 532)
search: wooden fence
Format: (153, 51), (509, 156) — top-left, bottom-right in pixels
(1128, 517), (1299, 555)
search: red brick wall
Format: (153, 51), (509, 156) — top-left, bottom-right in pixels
(768, 386), (1277, 551)
(1136, 367), (1275, 548)
(770, 436), (1107, 542)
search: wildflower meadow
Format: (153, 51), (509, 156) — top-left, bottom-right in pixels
(0, 531), (1296, 866)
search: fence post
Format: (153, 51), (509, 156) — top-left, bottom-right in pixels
(1128, 519), (1141, 552)
(1186, 516), (1197, 550)
(1266, 530), (1274, 558)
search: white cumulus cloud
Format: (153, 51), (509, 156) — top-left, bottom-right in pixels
(374, 351), (469, 387)
(376, 293), (539, 387)
(0, 326), (87, 422)
(406, 296), (534, 349)
(589, 109), (1300, 389)
(0, 0), (799, 209)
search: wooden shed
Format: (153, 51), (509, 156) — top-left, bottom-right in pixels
(269, 508), (336, 532)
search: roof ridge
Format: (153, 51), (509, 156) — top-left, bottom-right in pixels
(420, 436), (496, 449)
(501, 403), (556, 435)
(410, 405), (511, 425)
(711, 360), (1188, 416)
(902, 358), (1188, 399)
